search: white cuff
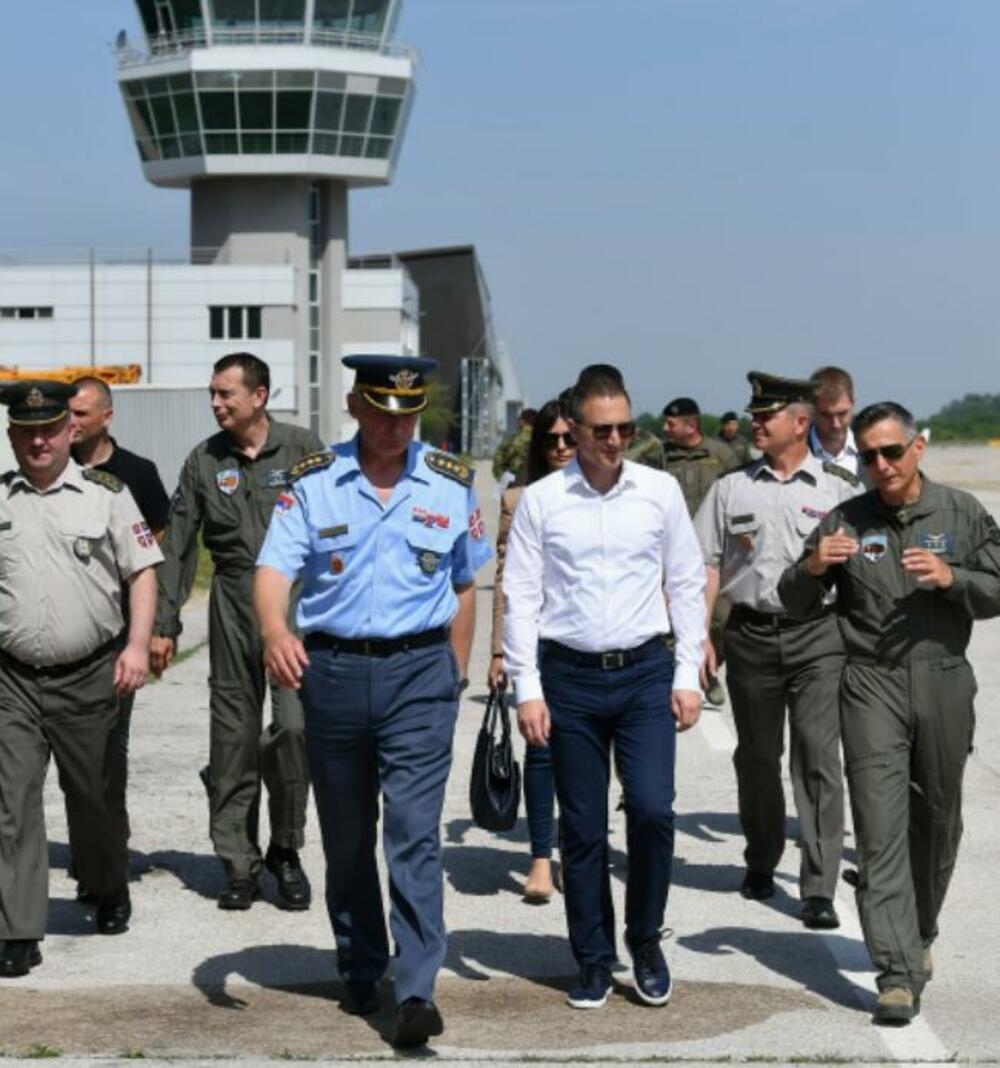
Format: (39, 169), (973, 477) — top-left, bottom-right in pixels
(513, 671), (544, 705)
(672, 663), (702, 694)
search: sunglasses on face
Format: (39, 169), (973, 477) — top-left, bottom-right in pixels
(542, 431), (576, 449)
(577, 421), (637, 441)
(858, 439), (914, 466)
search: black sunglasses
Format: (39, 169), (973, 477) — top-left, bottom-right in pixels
(576, 421), (637, 441)
(858, 440), (914, 466)
(542, 431), (576, 449)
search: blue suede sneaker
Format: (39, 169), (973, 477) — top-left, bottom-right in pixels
(566, 964), (613, 1009)
(632, 939), (672, 1006)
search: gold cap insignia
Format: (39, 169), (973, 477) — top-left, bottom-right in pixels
(26, 387), (45, 408)
(389, 369), (418, 390)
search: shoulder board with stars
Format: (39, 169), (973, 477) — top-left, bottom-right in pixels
(288, 450), (335, 483)
(424, 451), (473, 487)
(82, 468), (124, 493)
(822, 461), (862, 488)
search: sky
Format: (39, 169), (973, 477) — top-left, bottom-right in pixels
(2, 0), (999, 418)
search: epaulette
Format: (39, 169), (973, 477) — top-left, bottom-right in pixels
(425, 450), (473, 487)
(288, 450), (335, 482)
(82, 468), (124, 493)
(823, 460), (862, 488)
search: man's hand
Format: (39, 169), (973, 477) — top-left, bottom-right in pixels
(115, 641), (150, 697)
(487, 656), (507, 693)
(699, 639), (717, 691)
(149, 636), (175, 677)
(264, 630), (310, 689)
(517, 698), (551, 747)
(671, 689), (702, 732)
(902, 547), (954, 589)
(806, 526), (860, 576)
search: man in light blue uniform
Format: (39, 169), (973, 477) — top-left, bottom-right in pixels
(254, 354), (492, 1049)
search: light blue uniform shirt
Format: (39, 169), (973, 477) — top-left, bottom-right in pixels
(257, 437), (493, 638)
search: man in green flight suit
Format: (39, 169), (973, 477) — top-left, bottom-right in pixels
(780, 400), (1000, 1025)
(150, 352), (325, 910)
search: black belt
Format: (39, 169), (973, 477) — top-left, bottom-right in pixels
(729, 604), (831, 629)
(304, 627), (449, 657)
(0, 635), (121, 678)
(542, 635), (667, 671)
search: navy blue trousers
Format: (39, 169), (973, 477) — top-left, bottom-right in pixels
(524, 741), (556, 859)
(301, 642), (460, 1003)
(542, 641), (676, 968)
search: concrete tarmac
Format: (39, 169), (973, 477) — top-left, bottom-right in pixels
(2, 444), (999, 1065)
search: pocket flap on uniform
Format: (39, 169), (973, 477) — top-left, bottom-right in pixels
(59, 520), (106, 540)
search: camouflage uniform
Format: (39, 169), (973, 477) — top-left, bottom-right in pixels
(626, 427), (665, 471)
(491, 425), (532, 482)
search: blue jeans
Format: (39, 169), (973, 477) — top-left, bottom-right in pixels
(541, 640), (676, 968)
(524, 741), (556, 859)
(301, 641), (459, 1003)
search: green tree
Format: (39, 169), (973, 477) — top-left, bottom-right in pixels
(924, 393), (1000, 442)
(419, 380), (457, 448)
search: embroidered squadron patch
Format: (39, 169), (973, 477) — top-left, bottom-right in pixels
(918, 532), (954, 555)
(861, 534), (888, 564)
(216, 468), (240, 495)
(132, 521), (154, 548)
(417, 550), (441, 574)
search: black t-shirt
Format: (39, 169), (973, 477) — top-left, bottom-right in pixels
(93, 438), (170, 531)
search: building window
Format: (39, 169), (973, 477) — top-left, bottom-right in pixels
(209, 305), (262, 339)
(0, 307), (53, 320)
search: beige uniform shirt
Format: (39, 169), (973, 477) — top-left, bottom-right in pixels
(694, 451), (862, 613)
(0, 460), (164, 667)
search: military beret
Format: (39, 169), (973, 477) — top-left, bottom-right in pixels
(0, 379), (76, 426)
(745, 371), (815, 415)
(720, 411), (738, 423)
(343, 354), (438, 415)
(662, 397), (700, 418)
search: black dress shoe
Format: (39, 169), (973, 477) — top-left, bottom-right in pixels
(96, 890), (132, 935)
(265, 847), (312, 911)
(218, 878), (260, 911)
(801, 896), (840, 929)
(76, 883), (98, 905)
(740, 870), (776, 900)
(344, 979), (381, 1016)
(0, 940), (42, 978)
(392, 997), (444, 1048)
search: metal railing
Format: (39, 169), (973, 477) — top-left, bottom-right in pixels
(114, 26), (418, 68)
(0, 247), (301, 267)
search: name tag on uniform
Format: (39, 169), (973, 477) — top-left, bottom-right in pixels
(732, 513), (755, 524)
(318, 524), (349, 539)
(919, 532), (954, 555)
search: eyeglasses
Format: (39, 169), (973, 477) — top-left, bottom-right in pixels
(542, 431), (576, 449)
(858, 440), (914, 466)
(576, 421), (637, 441)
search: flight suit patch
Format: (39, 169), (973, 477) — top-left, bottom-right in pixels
(216, 469), (240, 495)
(861, 534), (888, 563)
(919, 532), (954, 555)
(263, 468), (289, 488)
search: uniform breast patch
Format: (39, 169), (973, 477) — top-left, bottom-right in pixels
(264, 468), (288, 488)
(216, 468), (240, 495)
(919, 532), (954, 555)
(417, 549), (441, 574)
(801, 505), (828, 520)
(412, 507), (450, 530)
(861, 534), (888, 563)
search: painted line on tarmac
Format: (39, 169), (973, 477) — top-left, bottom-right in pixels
(826, 888), (951, 1061)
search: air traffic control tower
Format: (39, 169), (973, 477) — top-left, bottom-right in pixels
(115, 0), (415, 437)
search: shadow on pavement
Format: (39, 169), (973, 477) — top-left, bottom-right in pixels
(445, 928), (576, 985)
(677, 926), (871, 1011)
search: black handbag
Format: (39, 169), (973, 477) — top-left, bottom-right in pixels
(469, 682), (522, 831)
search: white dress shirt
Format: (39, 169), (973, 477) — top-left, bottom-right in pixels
(502, 458), (706, 704)
(808, 425), (859, 476)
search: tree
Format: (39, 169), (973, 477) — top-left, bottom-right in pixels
(419, 380), (457, 448)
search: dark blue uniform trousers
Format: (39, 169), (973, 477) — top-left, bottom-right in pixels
(541, 641), (676, 968)
(301, 642), (459, 1003)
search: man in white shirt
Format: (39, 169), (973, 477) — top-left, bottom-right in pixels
(808, 366), (860, 476)
(503, 364), (705, 1011)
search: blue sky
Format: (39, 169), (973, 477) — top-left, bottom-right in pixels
(1, 1), (998, 418)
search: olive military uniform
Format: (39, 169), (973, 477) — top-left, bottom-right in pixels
(695, 451), (862, 898)
(663, 435), (740, 518)
(625, 426), (666, 471)
(0, 460), (162, 942)
(779, 476), (1000, 993)
(156, 418), (323, 881)
(721, 432), (751, 466)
